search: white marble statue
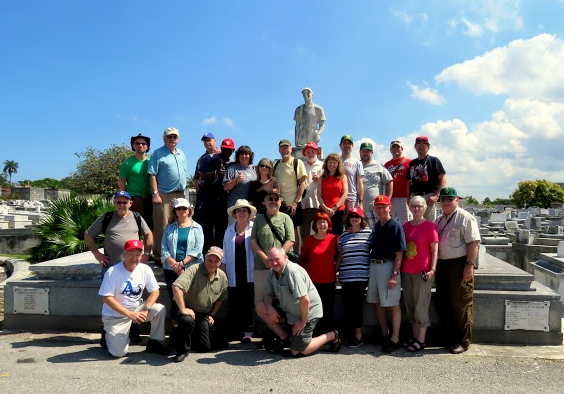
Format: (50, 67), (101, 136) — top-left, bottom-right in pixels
(294, 87), (326, 148)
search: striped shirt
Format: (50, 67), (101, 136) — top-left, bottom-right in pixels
(338, 228), (372, 282)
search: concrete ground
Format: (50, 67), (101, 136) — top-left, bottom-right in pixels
(1, 329), (563, 394)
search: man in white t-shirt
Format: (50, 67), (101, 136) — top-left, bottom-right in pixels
(98, 240), (169, 357)
(340, 135), (364, 213)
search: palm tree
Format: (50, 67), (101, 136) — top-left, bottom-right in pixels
(3, 160), (19, 185)
(27, 196), (114, 263)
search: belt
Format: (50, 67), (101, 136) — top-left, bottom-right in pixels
(370, 259), (388, 264)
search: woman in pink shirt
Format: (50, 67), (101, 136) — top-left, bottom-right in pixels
(401, 195), (438, 352)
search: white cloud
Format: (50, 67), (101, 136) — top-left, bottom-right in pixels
(436, 34), (564, 99)
(449, 1), (524, 38)
(396, 34), (564, 199)
(222, 117), (235, 128)
(407, 81), (445, 105)
(461, 17), (483, 37)
(391, 9), (413, 24)
(391, 8), (428, 25)
(202, 116), (217, 126)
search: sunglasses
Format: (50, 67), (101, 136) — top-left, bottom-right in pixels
(421, 270), (429, 282)
(166, 135), (178, 139)
(349, 215), (361, 219)
(134, 142), (147, 146)
(267, 197), (280, 202)
(115, 201), (129, 205)
(175, 206), (188, 211)
(258, 164), (270, 168)
(440, 197), (456, 202)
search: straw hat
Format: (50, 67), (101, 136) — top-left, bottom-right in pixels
(226, 199), (257, 218)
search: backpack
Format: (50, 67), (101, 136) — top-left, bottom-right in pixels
(101, 211), (143, 236)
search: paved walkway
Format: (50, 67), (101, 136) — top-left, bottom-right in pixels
(1, 329), (563, 394)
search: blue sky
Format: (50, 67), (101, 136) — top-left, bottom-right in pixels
(2, 1), (564, 200)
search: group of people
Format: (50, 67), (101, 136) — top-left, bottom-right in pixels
(87, 126), (480, 361)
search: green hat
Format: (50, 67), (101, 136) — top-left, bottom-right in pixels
(278, 139), (292, 147)
(359, 142), (373, 151)
(340, 135), (353, 144)
(439, 187), (460, 197)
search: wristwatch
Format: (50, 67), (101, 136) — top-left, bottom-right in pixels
(152, 190), (158, 195)
(393, 270), (399, 275)
(142, 305), (150, 311)
(466, 261), (475, 268)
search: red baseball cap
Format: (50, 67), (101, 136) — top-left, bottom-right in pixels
(302, 141), (320, 155)
(348, 207), (364, 218)
(373, 195), (391, 205)
(124, 239), (143, 251)
(221, 138), (235, 149)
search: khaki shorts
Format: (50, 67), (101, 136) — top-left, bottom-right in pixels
(366, 261), (401, 307)
(290, 318), (319, 352)
(254, 269), (270, 304)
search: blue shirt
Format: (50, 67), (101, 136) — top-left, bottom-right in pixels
(370, 218), (406, 260)
(147, 145), (188, 193)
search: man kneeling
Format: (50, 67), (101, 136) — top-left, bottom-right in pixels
(171, 246), (228, 362)
(99, 240), (169, 357)
(256, 247), (340, 357)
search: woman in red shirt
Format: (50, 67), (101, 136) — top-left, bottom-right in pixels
(300, 211), (338, 336)
(317, 153), (348, 235)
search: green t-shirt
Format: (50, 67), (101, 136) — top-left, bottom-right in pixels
(118, 156), (151, 197)
(251, 212), (295, 270)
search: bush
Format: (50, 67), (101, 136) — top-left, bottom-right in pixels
(27, 196), (114, 263)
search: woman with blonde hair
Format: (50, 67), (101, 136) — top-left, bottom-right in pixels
(317, 153), (348, 235)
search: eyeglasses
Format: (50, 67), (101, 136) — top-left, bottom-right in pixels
(258, 164), (270, 168)
(267, 197), (280, 202)
(410, 205), (425, 209)
(175, 206), (188, 211)
(166, 135), (178, 139)
(134, 142), (147, 146)
(115, 201), (129, 205)
(440, 197), (456, 202)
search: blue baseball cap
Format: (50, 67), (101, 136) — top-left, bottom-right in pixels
(201, 132), (215, 141)
(113, 191), (132, 200)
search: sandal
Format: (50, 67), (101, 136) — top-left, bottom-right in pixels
(402, 337), (415, 348)
(407, 339), (426, 352)
(329, 330), (341, 352)
(382, 338), (398, 354)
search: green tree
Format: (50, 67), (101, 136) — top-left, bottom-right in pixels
(0, 172), (9, 188)
(27, 196), (114, 263)
(24, 177), (63, 189)
(511, 180), (564, 208)
(491, 197), (514, 206)
(67, 144), (131, 196)
(465, 196), (479, 205)
(482, 197), (492, 205)
(3, 160), (19, 185)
